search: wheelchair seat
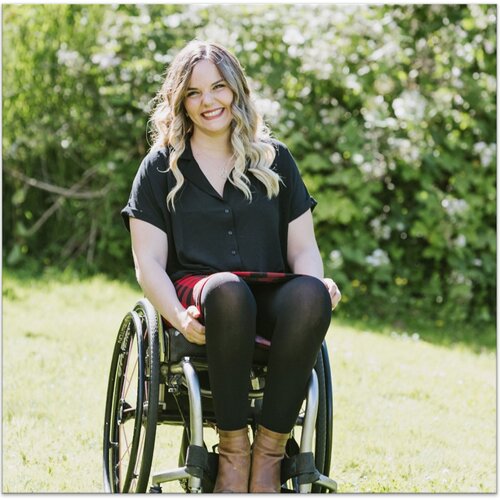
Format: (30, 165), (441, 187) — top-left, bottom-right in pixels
(165, 325), (271, 366)
(102, 298), (337, 494)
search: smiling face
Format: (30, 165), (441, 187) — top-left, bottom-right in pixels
(184, 60), (234, 140)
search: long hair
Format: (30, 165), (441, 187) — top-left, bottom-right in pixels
(149, 40), (281, 210)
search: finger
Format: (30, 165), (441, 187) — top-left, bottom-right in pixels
(332, 292), (341, 309)
(322, 278), (333, 290)
(187, 305), (201, 318)
(190, 318), (206, 335)
(187, 330), (206, 345)
(185, 307), (205, 332)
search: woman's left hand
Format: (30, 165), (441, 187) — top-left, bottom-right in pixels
(322, 278), (341, 310)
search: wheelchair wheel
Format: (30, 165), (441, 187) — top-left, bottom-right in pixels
(311, 341), (333, 493)
(103, 300), (160, 493)
(285, 341), (333, 493)
(321, 341), (334, 479)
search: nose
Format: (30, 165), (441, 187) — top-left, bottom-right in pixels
(201, 90), (215, 106)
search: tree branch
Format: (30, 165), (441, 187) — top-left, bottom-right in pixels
(15, 167), (110, 237)
(6, 168), (109, 199)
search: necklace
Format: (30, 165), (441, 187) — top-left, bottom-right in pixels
(220, 154), (235, 179)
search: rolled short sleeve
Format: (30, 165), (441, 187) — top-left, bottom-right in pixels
(121, 150), (170, 234)
(275, 143), (317, 222)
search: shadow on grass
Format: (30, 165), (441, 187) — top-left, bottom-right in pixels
(335, 308), (496, 353)
(3, 261), (139, 288)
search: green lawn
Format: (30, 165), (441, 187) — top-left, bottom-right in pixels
(2, 272), (496, 492)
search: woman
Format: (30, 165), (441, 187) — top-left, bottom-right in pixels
(121, 40), (341, 493)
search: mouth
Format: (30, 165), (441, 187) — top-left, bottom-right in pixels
(201, 108), (225, 120)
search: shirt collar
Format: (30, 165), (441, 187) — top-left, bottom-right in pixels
(177, 138), (223, 200)
(178, 137), (194, 161)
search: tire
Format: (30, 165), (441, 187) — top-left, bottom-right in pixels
(284, 341), (333, 493)
(321, 341), (334, 478)
(311, 341), (333, 493)
(103, 300), (160, 492)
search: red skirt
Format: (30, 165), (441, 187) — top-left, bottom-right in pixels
(172, 271), (302, 346)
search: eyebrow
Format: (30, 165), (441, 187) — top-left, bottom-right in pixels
(187, 79), (225, 91)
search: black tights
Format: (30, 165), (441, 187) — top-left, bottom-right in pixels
(201, 272), (332, 433)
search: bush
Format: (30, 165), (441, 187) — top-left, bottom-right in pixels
(3, 4), (496, 333)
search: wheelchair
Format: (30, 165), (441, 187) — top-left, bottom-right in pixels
(102, 298), (337, 493)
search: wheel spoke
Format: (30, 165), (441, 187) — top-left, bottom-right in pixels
(132, 432), (145, 481)
(104, 305), (159, 494)
(118, 425), (132, 465)
(118, 423), (138, 491)
(130, 473), (138, 492)
(122, 357), (138, 399)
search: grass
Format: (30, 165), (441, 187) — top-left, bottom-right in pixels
(2, 271), (496, 493)
(334, 308), (496, 353)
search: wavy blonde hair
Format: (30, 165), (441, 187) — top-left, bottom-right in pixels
(149, 40), (281, 210)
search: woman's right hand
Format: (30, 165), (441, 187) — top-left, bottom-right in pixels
(178, 306), (206, 345)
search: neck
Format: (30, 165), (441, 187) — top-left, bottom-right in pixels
(190, 129), (233, 156)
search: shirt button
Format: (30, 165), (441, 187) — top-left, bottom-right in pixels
(224, 208), (230, 214)
(231, 250), (237, 255)
(228, 230), (233, 236)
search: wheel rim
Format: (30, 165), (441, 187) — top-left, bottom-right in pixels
(103, 311), (146, 492)
(118, 323), (144, 492)
(114, 312), (145, 492)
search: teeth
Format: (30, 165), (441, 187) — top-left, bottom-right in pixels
(203, 109), (223, 118)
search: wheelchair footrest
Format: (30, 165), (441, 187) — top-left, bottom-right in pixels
(281, 452), (320, 485)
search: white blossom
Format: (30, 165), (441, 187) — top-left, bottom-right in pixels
(329, 250), (343, 269)
(57, 48), (84, 70)
(370, 217), (391, 240)
(283, 26), (305, 46)
(91, 52), (121, 69)
(392, 90), (427, 122)
(163, 14), (181, 28)
(365, 249), (390, 267)
(387, 137), (421, 164)
(330, 152), (342, 165)
(254, 97), (281, 122)
(441, 197), (469, 216)
(473, 141), (496, 168)
(454, 234), (467, 248)
(352, 153), (364, 165)
(360, 161), (387, 179)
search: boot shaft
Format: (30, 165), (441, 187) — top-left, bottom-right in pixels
(249, 425), (289, 493)
(214, 427), (251, 493)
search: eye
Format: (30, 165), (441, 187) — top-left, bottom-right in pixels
(213, 82), (226, 90)
(186, 90), (199, 98)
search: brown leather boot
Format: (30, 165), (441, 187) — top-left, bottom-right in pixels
(213, 427), (251, 493)
(249, 425), (289, 493)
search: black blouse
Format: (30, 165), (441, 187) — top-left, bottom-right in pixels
(121, 139), (317, 281)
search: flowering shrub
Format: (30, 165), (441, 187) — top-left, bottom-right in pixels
(3, 4), (496, 332)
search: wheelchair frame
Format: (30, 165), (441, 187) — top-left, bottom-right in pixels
(103, 299), (337, 493)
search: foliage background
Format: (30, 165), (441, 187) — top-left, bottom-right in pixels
(2, 4), (496, 341)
